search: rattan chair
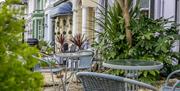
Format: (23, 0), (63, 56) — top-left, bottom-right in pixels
(161, 70), (180, 91)
(77, 72), (158, 91)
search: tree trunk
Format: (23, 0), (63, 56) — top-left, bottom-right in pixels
(117, 0), (132, 46)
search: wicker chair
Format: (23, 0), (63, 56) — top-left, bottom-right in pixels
(161, 70), (180, 91)
(77, 72), (158, 91)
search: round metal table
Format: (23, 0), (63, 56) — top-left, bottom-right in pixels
(103, 59), (163, 79)
(103, 59), (163, 71)
(103, 59), (163, 91)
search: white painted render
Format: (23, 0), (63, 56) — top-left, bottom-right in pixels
(44, 9), (53, 43)
(24, 0), (35, 40)
(163, 0), (176, 20)
(27, 0), (34, 15)
(44, 0), (56, 43)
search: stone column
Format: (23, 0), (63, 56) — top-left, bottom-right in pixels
(72, 0), (80, 36)
(82, 7), (88, 36)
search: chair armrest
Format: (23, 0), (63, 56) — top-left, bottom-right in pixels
(165, 70), (180, 86)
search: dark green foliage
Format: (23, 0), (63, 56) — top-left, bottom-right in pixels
(93, 2), (180, 83)
(0, 0), (43, 90)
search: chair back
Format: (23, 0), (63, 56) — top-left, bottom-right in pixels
(163, 70), (180, 91)
(78, 51), (94, 70)
(77, 72), (158, 91)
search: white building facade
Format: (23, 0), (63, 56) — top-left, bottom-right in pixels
(24, 0), (179, 51)
(25, 0), (46, 41)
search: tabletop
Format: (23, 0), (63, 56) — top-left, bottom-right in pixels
(55, 51), (93, 58)
(103, 59), (163, 71)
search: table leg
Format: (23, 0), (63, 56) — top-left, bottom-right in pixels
(64, 58), (68, 91)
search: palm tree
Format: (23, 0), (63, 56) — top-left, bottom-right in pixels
(117, 0), (132, 46)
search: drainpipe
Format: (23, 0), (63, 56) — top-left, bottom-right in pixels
(51, 17), (56, 53)
(162, 0), (165, 17)
(105, 0), (108, 26)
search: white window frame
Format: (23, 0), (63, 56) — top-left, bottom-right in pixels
(140, 0), (151, 17)
(133, 0), (152, 18)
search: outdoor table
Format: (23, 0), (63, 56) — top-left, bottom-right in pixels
(103, 59), (163, 79)
(103, 59), (163, 91)
(55, 51), (93, 91)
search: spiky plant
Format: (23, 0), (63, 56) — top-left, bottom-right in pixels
(70, 33), (87, 50)
(56, 34), (65, 52)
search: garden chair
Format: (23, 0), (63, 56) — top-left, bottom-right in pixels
(161, 70), (180, 91)
(76, 72), (158, 91)
(78, 50), (94, 71)
(33, 54), (65, 90)
(66, 50), (94, 84)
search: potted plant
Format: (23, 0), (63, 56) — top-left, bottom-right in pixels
(56, 34), (66, 52)
(70, 33), (87, 50)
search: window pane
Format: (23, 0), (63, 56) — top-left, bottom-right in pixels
(140, 0), (149, 8)
(140, 10), (149, 17)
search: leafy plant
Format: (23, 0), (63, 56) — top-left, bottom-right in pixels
(0, 0), (43, 90)
(70, 33), (87, 50)
(93, 1), (180, 83)
(38, 40), (53, 54)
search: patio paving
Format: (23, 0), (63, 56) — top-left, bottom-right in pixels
(42, 73), (82, 91)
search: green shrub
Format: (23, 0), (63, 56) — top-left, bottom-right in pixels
(0, 0), (43, 90)
(93, 1), (180, 83)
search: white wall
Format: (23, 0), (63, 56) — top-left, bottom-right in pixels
(154, 0), (176, 20)
(44, 9), (53, 43)
(163, 0), (176, 20)
(24, 0), (34, 40)
(28, 0), (34, 14)
(44, 0), (57, 43)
